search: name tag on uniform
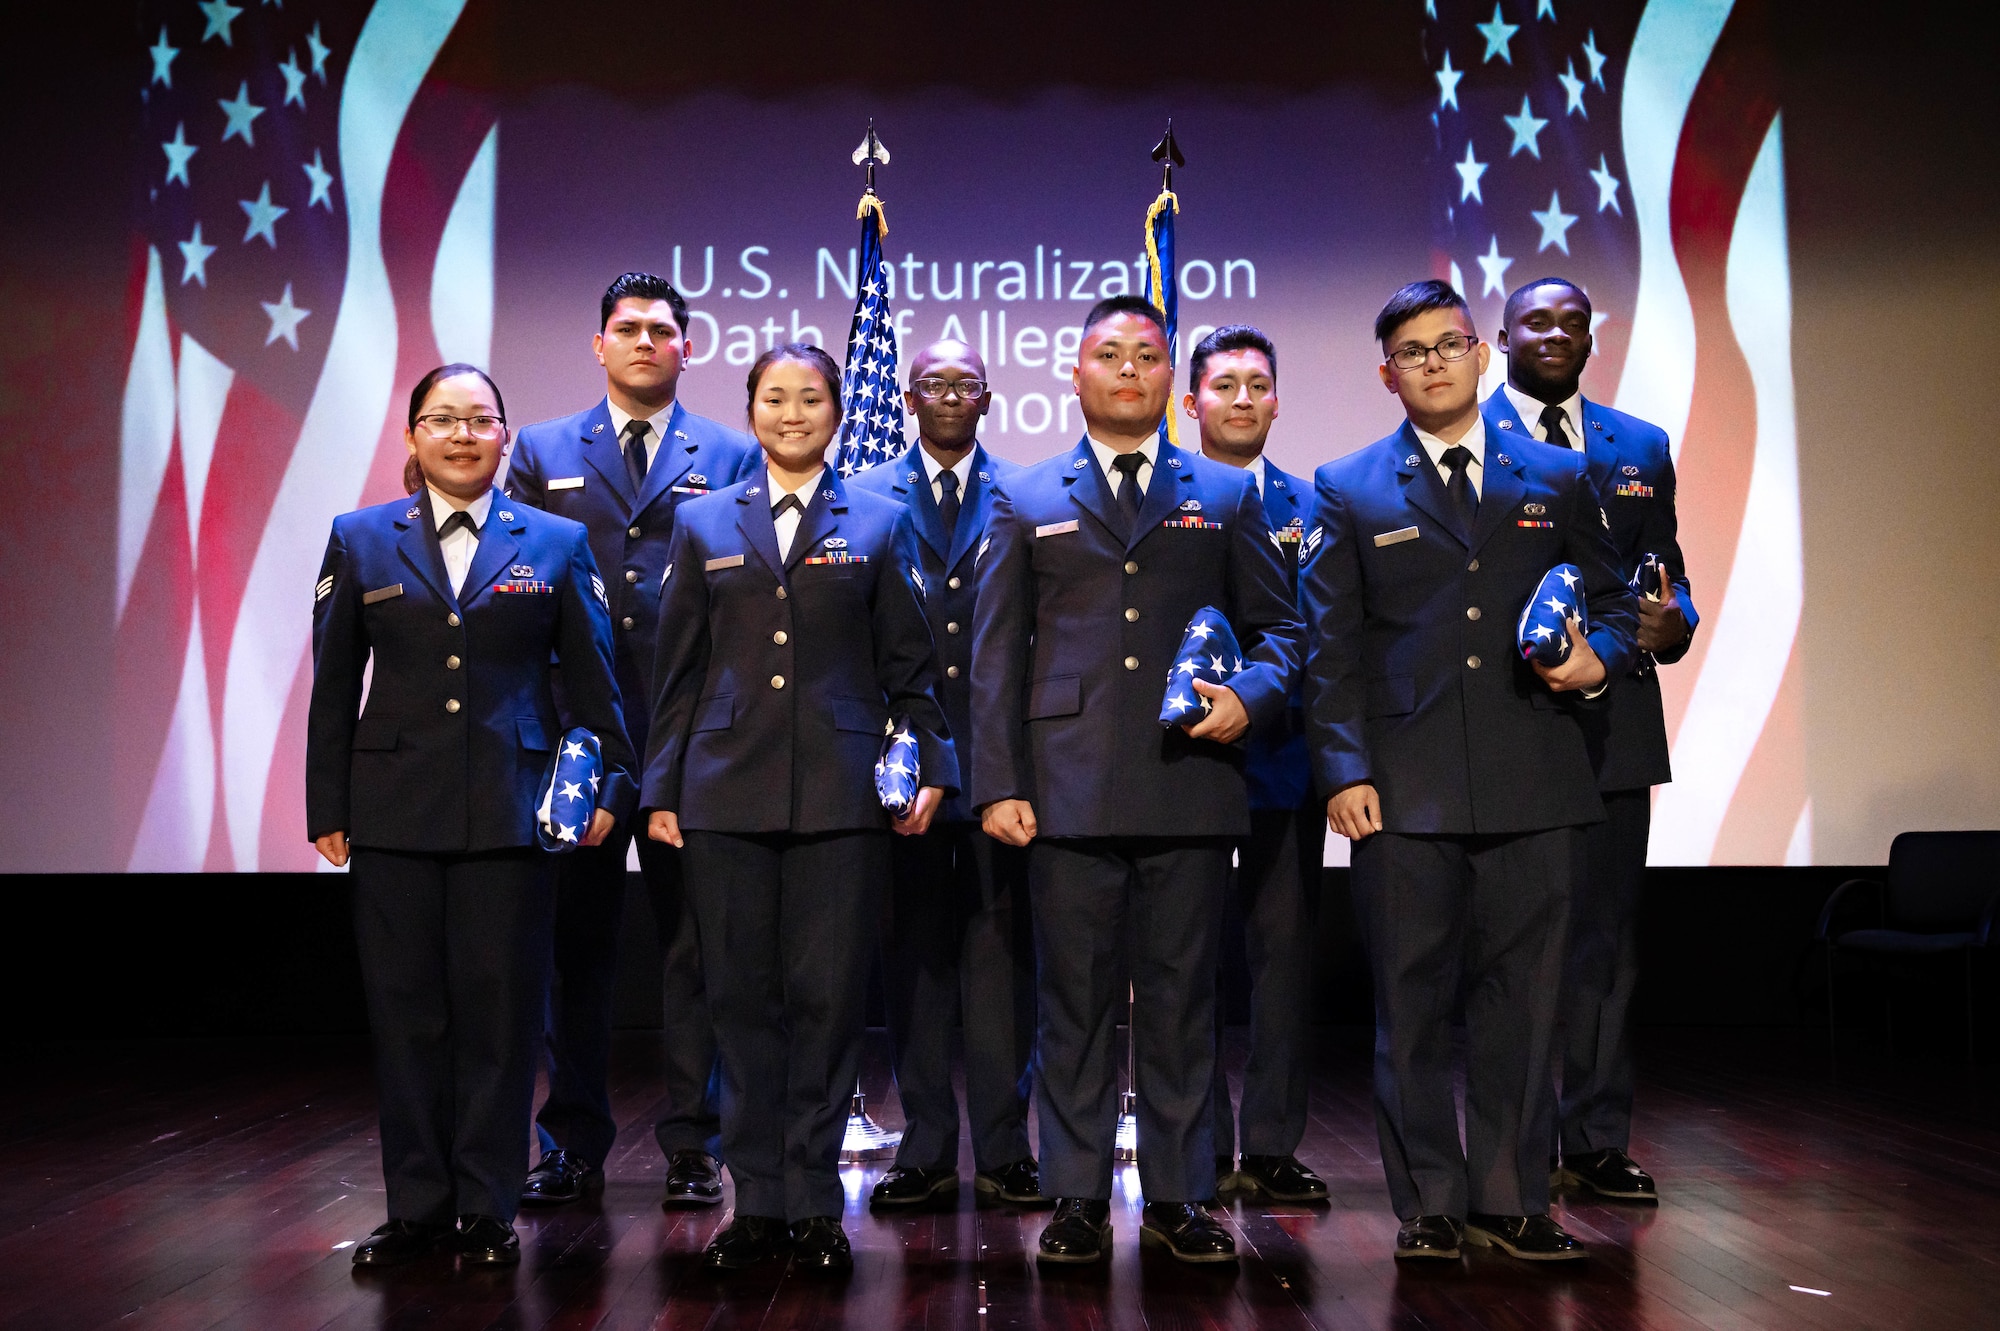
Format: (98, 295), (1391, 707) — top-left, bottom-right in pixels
(1373, 527), (1419, 547)
(704, 554), (745, 571)
(547, 476), (585, 491)
(362, 583), (404, 604)
(1035, 520), (1079, 538)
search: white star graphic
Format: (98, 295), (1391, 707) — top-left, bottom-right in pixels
(307, 22), (331, 80)
(1167, 692), (1192, 713)
(303, 149), (334, 209)
(558, 779), (584, 804)
(1189, 621), (1216, 641)
(177, 222), (216, 287)
(1543, 596), (1569, 616)
(1557, 568), (1580, 589)
(239, 181), (287, 247)
(218, 81), (265, 146)
(279, 50), (308, 109)
(1435, 50), (1463, 110)
(1176, 660), (1200, 676)
(1209, 653), (1227, 674)
(199, 0), (244, 45)
(1531, 624), (1555, 641)
(1582, 30), (1607, 87)
(1476, 4), (1519, 63)
(1591, 311), (1609, 338)
(1531, 191), (1578, 253)
(885, 758), (914, 777)
(1476, 235), (1514, 297)
(556, 821), (578, 844)
(261, 283), (310, 348)
(1590, 155), (1622, 214)
(1557, 59), (1587, 116)
(148, 27), (179, 86)
(563, 739), (589, 761)
(1536, 0), (1555, 18)
(162, 123), (197, 187)
(589, 771), (600, 792)
(1504, 96), (1548, 158)
(1454, 141), (1488, 203)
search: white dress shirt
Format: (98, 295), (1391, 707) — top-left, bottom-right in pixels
(1414, 415), (1488, 499)
(1502, 383), (1584, 451)
(1244, 452), (1268, 499)
(1088, 435), (1158, 498)
(917, 444), (975, 507)
(771, 475), (817, 561)
(606, 399), (670, 470)
(429, 486), (494, 596)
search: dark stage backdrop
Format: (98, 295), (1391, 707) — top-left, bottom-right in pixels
(1, 1), (1995, 876)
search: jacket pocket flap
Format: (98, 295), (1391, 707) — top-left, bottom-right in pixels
(517, 717), (552, 751)
(832, 696), (888, 734)
(1365, 674), (1415, 719)
(692, 694), (734, 732)
(352, 718), (399, 751)
(1027, 674), (1082, 720)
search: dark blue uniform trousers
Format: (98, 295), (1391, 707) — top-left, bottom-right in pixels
(351, 846), (555, 1226)
(881, 824), (1035, 1174)
(1558, 789), (1650, 1154)
(1031, 837), (1231, 1204)
(1349, 827), (1575, 1220)
(1211, 803), (1325, 1161)
(534, 814), (723, 1168)
(683, 829), (887, 1222)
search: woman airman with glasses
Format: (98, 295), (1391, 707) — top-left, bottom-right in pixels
(306, 363), (637, 1270)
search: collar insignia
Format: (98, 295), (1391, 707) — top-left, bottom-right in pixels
(675, 429), (689, 440)
(822, 488), (837, 500)
(1272, 477), (1286, 489)
(1406, 454), (1420, 467)
(1495, 454), (1511, 467)
(405, 506), (421, 520)
(1497, 418), (1514, 429)
(1073, 458), (1088, 470)
(498, 510), (515, 523)
(591, 423), (604, 434)
(1166, 456), (1182, 467)
(745, 485), (762, 497)
(907, 472), (920, 483)
(978, 471), (992, 483)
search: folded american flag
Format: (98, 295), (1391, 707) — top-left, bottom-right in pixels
(1518, 565), (1588, 667)
(1160, 606), (1244, 728)
(875, 722), (921, 818)
(1630, 551), (1666, 602)
(536, 728), (603, 852)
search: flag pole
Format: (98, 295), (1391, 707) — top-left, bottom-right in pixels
(1146, 121), (1184, 447)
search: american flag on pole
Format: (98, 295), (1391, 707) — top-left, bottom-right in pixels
(1427, 0), (1805, 865)
(832, 192), (906, 477)
(122, 0), (498, 871)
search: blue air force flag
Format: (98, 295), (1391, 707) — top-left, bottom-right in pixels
(1518, 565), (1588, 667)
(874, 721), (922, 818)
(536, 728), (604, 852)
(1160, 606), (1245, 728)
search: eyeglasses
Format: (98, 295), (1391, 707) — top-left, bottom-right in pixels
(416, 413), (506, 439)
(909, 377), (988, 402)
(1386, 333), (1476, 371)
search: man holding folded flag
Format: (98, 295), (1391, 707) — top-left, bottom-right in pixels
(1301, 280), (1636, 1264)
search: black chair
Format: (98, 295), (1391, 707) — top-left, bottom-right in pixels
(1815, 831), (1999, 1063)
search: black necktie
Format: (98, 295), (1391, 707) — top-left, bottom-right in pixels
(936, 469), (961, 540)
(622, 419), (651, 494)
(772, 493), (804, 520)
(1440, 444), (1478, 532)
(439, 510), (479, 540)
(1111, 452), (1147, 534)
(1539, 404), (1574, 451)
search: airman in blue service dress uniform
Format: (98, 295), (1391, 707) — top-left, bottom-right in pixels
(1302, 282), (1637, 1265)
(1487, 277), (1699, 1205)
(972, 298), (1304, 1266)
(1179, 326), (1330, 1205)
(506, 274), (759, 1210)
(849, 341), (1043, 1211)
(308, 365), (636, 1269)
(643, 344), (957, 1275)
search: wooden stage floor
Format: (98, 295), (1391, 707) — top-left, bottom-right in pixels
(2, 1028), (1995, 1330)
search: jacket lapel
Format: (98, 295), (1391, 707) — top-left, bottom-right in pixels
(580, 398), (637, 510)
(1393, 424), (1466, 548)
(457, 491), (522, 610)
(633, 400), (696, 514)
(1062, 437), (1122, 541)
(1128, 442), (1193, 552)
(785, 466), (844, 571)
(736, 466), (787, 583)
(946, 443), (995, 572)
(397, 489), (459, 609)
(1261, 463), (1301, 532)
(1469, 448), (1528, 556)
(1579, 397), (1619, 489)
(895, 448), (952, 563)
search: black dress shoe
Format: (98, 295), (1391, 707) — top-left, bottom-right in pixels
(520, 1148), (601, 1207)
(662, 1150), (725, 1208)
(452, 1215), (521, 1267)
(1393, 1214), (1464, 1261)
(1563, 1147), (1658, 1202)
(1139, 1202), (1236, 1263)
(790, 1216), (854, 1273)
(1464, 1212), (1587, 1261)
(870, 1166), (959, 1209)
(974, 1157), (1050, 1206)
(1036, 1197), (1113, 1264)
(1235, 1154), (1329, 1203)
(350, 1218), (448, 1267)
(702, 1213), (791, 1270)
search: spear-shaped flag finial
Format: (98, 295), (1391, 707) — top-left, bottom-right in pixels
(852, 120), (891, 195)
(1151, 119), (1184, 192)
